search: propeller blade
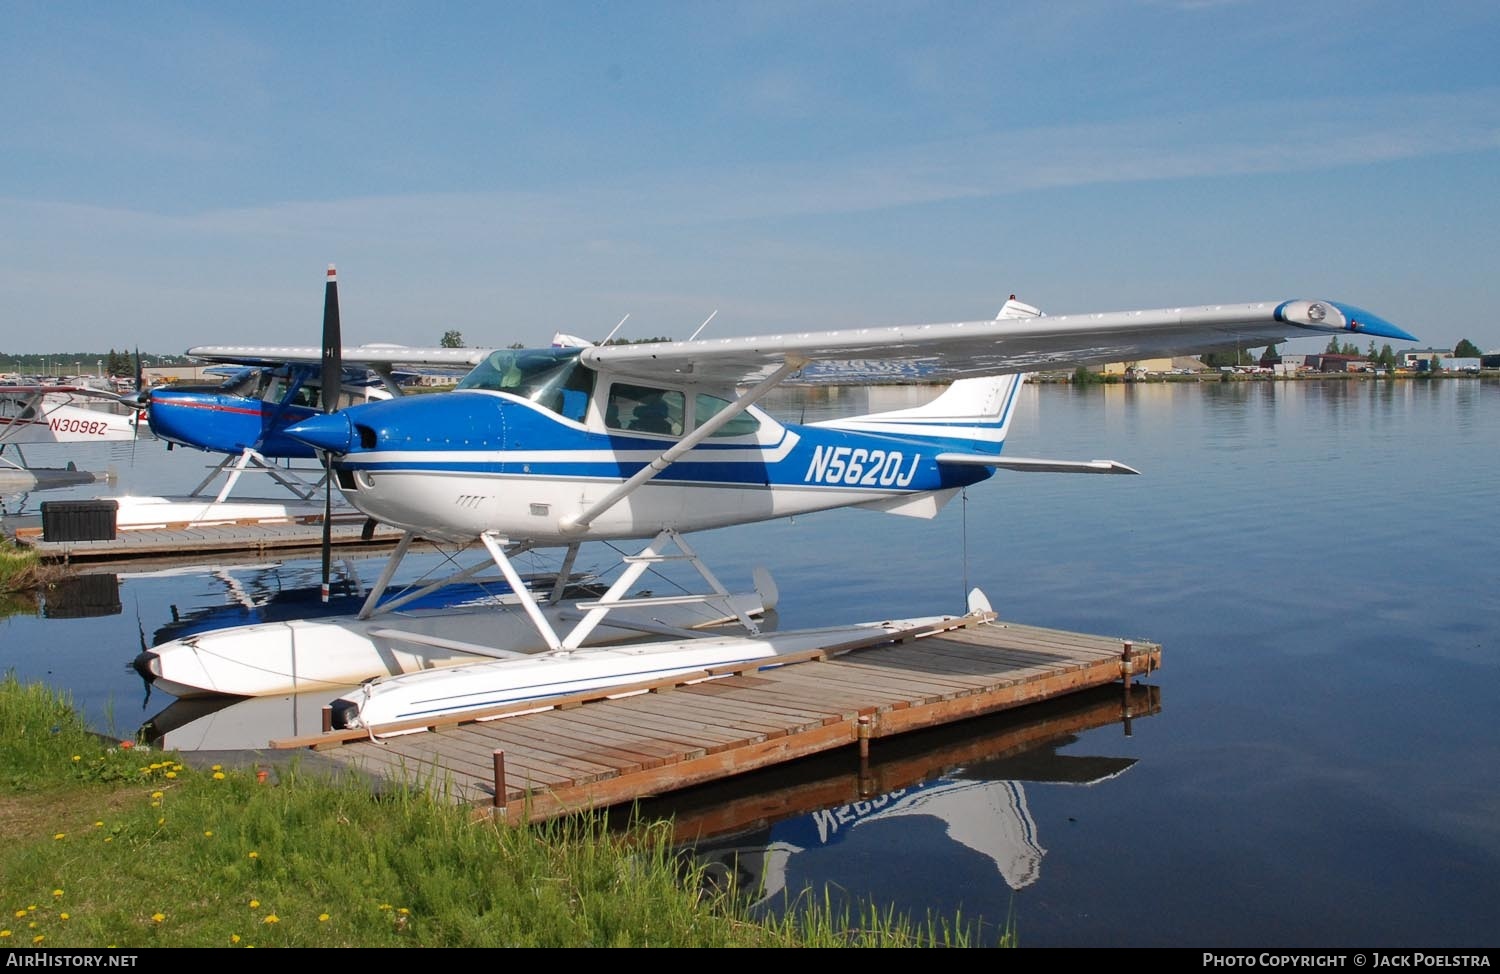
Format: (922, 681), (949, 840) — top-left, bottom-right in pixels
(321, 265), (342, 416)
(130, 347), (143, 463)
(320, 265), (341, 603)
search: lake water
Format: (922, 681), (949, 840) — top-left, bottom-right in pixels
(3, 377), (1497, 947)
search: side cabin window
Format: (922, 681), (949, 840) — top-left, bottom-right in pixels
(456, 348), (595, 422)
(607, 382), (684, 436)
(693, 393), (762, 438)
(261, 372), (318, 409)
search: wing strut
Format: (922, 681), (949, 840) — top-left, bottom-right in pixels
(558, 356), (807, 534)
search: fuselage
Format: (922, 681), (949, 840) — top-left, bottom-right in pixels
(0, 392), (143, 444)
(147, 367), (391, 457)
(285, 347), (999, 543)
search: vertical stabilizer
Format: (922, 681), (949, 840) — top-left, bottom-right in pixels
(811, 295), (1040, 454)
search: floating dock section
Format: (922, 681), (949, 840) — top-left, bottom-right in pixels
(276, 610), (1161, 823)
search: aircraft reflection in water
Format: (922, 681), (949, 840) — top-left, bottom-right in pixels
(641, 684), (1158, 923)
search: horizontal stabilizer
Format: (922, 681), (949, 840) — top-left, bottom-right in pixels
(937, 452), (1141, 475)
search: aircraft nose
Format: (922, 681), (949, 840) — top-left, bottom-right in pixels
(284, 412), (357, 454)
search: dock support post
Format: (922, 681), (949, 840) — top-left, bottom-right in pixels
(857, 715), (871, 763)
(492, 749), (506, 814)
(1121, 640), (1134, 690)
(322, 706), (332, 734)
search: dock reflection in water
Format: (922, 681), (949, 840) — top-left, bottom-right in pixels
(618, 683), (1157, 941)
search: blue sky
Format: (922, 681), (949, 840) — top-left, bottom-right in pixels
(4, 1), (1497, 356)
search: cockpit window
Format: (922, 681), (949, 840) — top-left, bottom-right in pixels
(457, 347), (595, 421)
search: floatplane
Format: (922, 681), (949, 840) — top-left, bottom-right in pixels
(133, 265), (1415, 734)
(0, 381), (143, 499)
(98, 321), (495, 532)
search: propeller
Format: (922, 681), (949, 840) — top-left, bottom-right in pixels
(129, 347), (145, 463)
(319, 265), (342, 603)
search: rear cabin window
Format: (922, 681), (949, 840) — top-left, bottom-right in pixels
(694, 393), (761, 437)
(607, 383), (684, 436)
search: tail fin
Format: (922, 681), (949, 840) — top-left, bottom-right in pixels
(811, 294), (1040, 454)
(812, 373), (1025, 455)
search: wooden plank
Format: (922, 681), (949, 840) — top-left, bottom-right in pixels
(629, 688), (827, 736)
(440, 726), (620, 784)
(594, 698), (767, 746)
(471, 715), (663, 773)
(699, 674), (881, 716)
(447, 721), (643, 779)
(503, 711), (688, 765)
(522, 707), (715, 759)
(495, 720), (860, 824)
(868, 659), (1126, 738)
(828, 651), (1036, 690)
(738, 664), (926, 704)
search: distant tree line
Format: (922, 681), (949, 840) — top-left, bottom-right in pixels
(0, 350), (191, 375)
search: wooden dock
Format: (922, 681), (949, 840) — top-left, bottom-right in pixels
(5, 514), (408, 564)
(276, 611), (1160, 823)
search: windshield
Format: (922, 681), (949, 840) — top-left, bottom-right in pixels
(456, 348), (595, 420)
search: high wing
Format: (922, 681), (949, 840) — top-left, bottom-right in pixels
(577, 299), (1415, 387)
(0, 383), (139, 407)
(184, 344), (495, 370)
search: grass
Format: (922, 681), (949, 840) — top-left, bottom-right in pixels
(0, 672), (1002, 947)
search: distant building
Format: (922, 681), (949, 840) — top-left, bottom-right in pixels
(1308, 353), (1369, 373)
(1398, 347), (1452, 368)
(1101, 356), (1205, 376)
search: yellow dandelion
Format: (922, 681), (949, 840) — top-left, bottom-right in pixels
(213, 772), (226, 780)
(151, 913), (165, 923)
(59, 914), (69, 921)
(32, 935), (43, 944)
(262, 914), (279, 925)
(104, 837), (113, 843)
(93, 821), (103, 828)
(157, 818), (164, 825)
(165, 771), (177, 779)
(397, 907), (410, 915)
(231, 934), (240, 944)
(318, 913), (330, 922)
(71, 755), (80, 762)
(52, 890), (62, 899)
(212, 764), (223, 771)
(150, 801), (160, 808)
(13, 910), (24, 919)
(52, 833), (65, 840)
(204, 830), (214, 837)
(28, 922), (37, 929)
(248, 851), (259, 859)
(0, 930), (9, 937)
(248, 900), (259, 909)
(26, 906), (35, 912)
(378, 903), (392, 911)
(151, 791), (164, 799)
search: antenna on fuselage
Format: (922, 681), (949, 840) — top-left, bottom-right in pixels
(688, 310), (718, 342)
(599, 314), (630, 346)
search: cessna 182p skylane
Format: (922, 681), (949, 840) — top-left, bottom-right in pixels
(133, 265), (1415, 730)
